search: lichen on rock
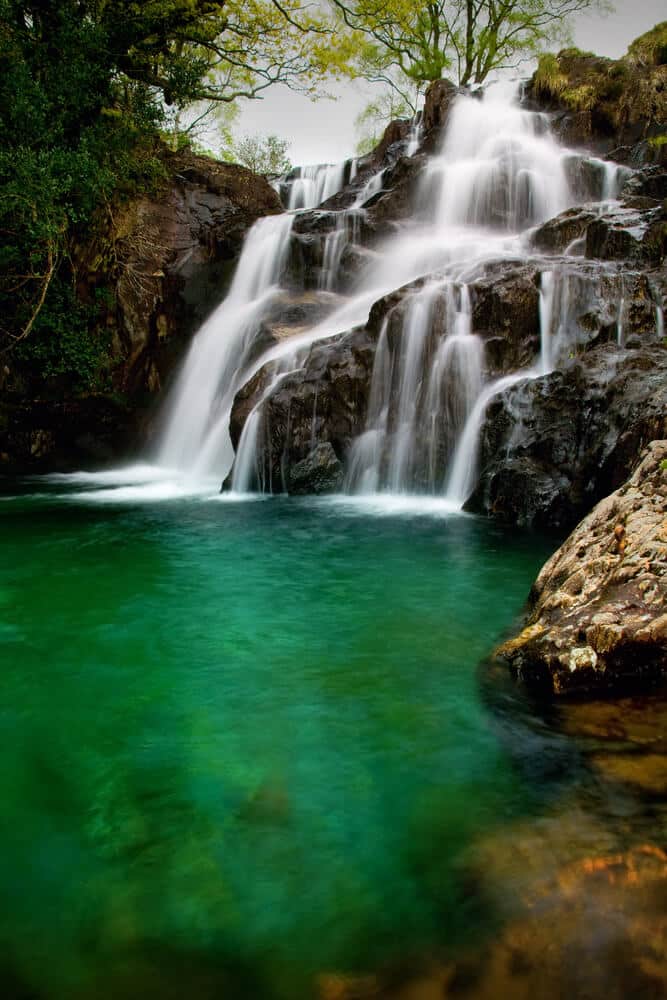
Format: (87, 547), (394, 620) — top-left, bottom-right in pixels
(496, 440), (667, 695)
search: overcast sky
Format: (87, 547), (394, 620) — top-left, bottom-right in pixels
(234, 0), (664, 166)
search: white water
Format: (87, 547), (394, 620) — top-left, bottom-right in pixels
(406, 116), (423, 157)
(156, 213), (294, 477)
(285, 162), (348, 210)
(91, 78), (653, 508)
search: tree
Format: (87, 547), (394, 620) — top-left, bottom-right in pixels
(331, 0), (606, 92)
(0, 0), (343, 374)
(229, 134), (292, 177)
(354, 89), (415, 155)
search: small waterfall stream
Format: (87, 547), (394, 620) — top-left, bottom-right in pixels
(153, 79), (660, 505)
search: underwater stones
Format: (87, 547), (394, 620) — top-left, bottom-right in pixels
(496, 440), (667, 695)
(288, 442), (343, 494)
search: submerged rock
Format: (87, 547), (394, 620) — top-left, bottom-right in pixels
(496, 440), (667, 695)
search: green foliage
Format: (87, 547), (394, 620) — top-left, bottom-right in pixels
(533, 53), (569, 99)
(354, 90), (414, 155)
(626, 21), (667, 67)
(0, 0), (343, 389)
(331, 0), (606, 93)
(227, 133), (292, 177)
(13, 280), (112, 392)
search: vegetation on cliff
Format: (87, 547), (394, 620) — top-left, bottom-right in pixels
(0, 0), (342, 392)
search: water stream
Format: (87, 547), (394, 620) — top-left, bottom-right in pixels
(148, 79), (651, 507)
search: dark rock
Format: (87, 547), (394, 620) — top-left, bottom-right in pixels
(364, 155), (428, 234)
(288, 442), (343, 494)
(470, 261), (541, 371)
(496, 440), (667, 696)
(102, 150), (282, 397)
(229, 326), (378, 493)
(585, 203), (666, 263)
(532, 209), (598, 254)
(467, 347), (667, 530)
(0, 396), (137, 473)
(422, 78), (459, 140)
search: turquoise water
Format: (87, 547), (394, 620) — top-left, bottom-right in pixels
(1, 484), (559, 998)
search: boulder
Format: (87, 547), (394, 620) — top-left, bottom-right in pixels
(527, 34), (667, 158)
(229, 327), (377, 493)
(496, 440), (667, 695)
(532, 208), (598, 254)
(288, 442), (343, 494)
(468, 347), (667, 530)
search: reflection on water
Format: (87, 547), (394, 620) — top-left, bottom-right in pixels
(0, 485), (665, 999)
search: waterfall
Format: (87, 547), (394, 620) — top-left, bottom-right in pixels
(354, 169), (385, 208)
(146, 78), (638, 507)
(406, 115), (423, 157)
(425, 80), (569, 231)
(156, 214), (294, 478)
(285, 162), (347, 210)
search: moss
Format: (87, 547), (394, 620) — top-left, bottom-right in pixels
(533, 53), (568, 101)
(648, 134), (667, 148)
(626, 21), (667, 67)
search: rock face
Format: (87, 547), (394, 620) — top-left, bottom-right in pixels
(496, 441), (667, 695)
(527, 28), (667, 158)
(288, 442), (343, 495)
(229, 327), (377, 493)
(80, 149), (282, 397)
(1, 149), (280, 472)
(468, 348), (667, 529)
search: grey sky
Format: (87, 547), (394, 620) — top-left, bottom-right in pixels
(235, 0), (664, 166)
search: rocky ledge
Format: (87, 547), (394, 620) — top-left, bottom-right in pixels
(497, 440), (667, 695)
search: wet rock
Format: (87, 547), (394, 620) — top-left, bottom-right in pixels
(585, 202), (666, 264)
(363, 154), (428, 234)
(422, 78), (459, 141)
(622, 164), (667, 200)
(228, 327), (377, 493)
(76, 148), (282, 398)
(532, 208), (598, 253)
(468, 348), (667, 530)
(469, 261), (541, 371)
(288, 442), (343, 494)
(496, 440), (667, 695)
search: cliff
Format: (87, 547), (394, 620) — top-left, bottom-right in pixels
(0, 148), (281, 472)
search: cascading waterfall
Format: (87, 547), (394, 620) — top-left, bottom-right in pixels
(153, 78), (661, 507)
(284, 162), (349, 210)
(156, 213), (294, 478)
(406, 115), (423, 157)
(345, 283), (485, 494)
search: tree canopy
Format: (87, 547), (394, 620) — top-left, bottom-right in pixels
(0, 0), (345, 382)
(229, 134), (292, 176)
(331, 0), (606, 93)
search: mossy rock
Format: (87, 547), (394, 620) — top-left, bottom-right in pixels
(626, 21), (667, 67)
(531, 24), (667, 148)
